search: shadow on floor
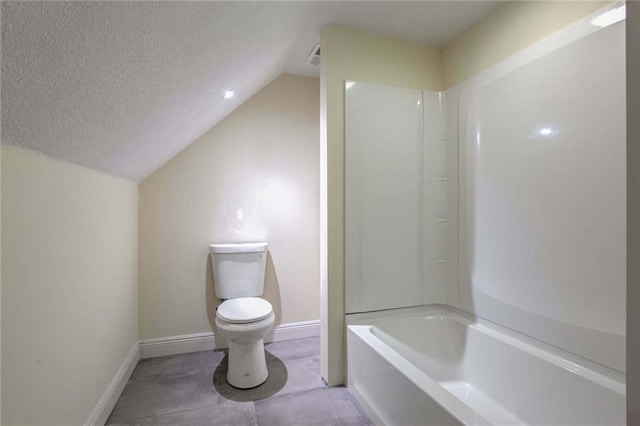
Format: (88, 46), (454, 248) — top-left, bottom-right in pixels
(212, 350), (288, 402)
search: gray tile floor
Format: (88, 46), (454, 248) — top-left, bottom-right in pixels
(107, 337), (373, 425)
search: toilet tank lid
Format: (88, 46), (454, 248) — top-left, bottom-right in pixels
(209, 242), (268, 254)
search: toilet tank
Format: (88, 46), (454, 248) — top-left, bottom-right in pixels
(209, 242), (268, 299)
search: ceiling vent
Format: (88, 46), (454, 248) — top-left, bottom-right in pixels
(306, 43), (321, 66)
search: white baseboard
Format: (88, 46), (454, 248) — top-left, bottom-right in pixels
(85, 342), (140, 426)
(139, 331), (225, 359)
(139, 319), (320, 359)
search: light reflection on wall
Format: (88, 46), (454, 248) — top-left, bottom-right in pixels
(222, 168), (297, 240)
(223, 164), (263, 236)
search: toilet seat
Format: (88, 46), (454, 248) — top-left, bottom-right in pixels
(217, 297), (273, 324)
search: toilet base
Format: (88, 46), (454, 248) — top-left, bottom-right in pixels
(227, 338), (269, 389)
(215, 311), (275, 389)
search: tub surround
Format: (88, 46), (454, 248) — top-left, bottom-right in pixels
(321, 1), (612, 387)
(343, 4), (626, 424)
(456, 10), (625, 373)
(344, 5), (626, 375)
(345, 83), (458, 313)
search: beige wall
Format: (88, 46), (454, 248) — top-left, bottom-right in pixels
(1, 146), (138, 425)
(138, 74), (320, 339)
(442, 1), (608, 88)
(320, 25), (442, 386)
(628, 2), (640, 423)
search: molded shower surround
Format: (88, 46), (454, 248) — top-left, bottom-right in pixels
(458, 9), (626, 374)
(344, 4), (626, 424)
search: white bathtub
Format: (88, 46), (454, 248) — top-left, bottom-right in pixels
(346, 305), (625, 425)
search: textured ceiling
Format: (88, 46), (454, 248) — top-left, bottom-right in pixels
(1, 1), (501, 181)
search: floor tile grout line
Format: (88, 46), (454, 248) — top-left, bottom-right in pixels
(127, 368), (222, 385)
(108, 400), (255, 425)
(253, 384), (334, 406)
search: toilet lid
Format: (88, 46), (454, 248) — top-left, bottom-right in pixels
(217, 297), (273, 324)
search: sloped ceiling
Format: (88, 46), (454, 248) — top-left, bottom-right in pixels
(1, 1), (500, 181)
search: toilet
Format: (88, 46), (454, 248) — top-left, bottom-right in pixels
(209, 242), (275, 389)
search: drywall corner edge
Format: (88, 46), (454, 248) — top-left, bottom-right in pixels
(320, 24), (444, 387)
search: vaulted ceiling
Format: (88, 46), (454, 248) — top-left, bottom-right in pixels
(1, 1), (501, 181)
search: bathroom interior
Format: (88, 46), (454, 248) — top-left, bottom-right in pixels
(1, 1), (639, 425)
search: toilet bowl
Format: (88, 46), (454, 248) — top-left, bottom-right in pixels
(215, 297), (275, 388)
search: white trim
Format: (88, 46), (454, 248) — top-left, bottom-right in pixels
(268, 319), (321, 343)
(138, 331), (224, 359)
(85, 342), (140, 426)
(139, 319), (320, 359)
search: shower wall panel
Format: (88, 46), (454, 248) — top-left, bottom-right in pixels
(345, 82), (424, 313)
(458, 20), (626, 372)
(345, 82), (453, 314)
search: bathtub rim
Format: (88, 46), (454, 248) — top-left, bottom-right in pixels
(346, 304), (625, 395)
